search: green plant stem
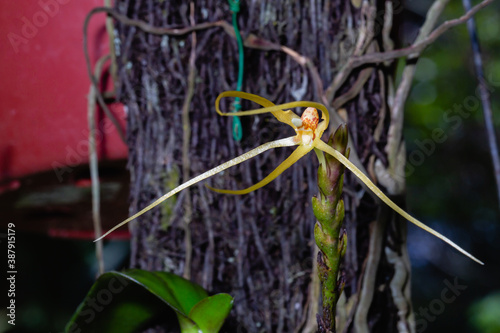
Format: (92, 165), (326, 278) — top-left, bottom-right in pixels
(312, 125), (349, 332)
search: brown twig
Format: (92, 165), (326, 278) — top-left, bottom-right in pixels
(462, 0), (500, 209)
(325, 0), (494, 103)
(88, 54), (110, 276)
(86, 7), (224, 36)
(386, 0), (450, 169)
(181, 2), (197, 280)
(84, 6), (223, 144)
(353, 217), (386, 332)
(332, 67), (373, 110)
(83, 9), (126, 143)
(103, 0), (117, 86)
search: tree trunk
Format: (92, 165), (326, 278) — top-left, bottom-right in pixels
(113, 1), (414, 332)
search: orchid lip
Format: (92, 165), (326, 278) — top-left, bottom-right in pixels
(291, 118), (303, 128)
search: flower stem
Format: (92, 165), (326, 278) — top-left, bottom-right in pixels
(313, 124), (349, 332)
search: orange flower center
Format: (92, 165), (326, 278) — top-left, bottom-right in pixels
(293, 107), (319, 146)
(301, 107), (319, 130)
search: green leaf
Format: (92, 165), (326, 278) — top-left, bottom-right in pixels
(65, 270), (233, 333)
(65, 271), (179, 333)
(123, 269), (208, 315)
(189, 294), (234, 333)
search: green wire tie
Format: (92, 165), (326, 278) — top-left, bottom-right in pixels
(228, 0), (243, 142)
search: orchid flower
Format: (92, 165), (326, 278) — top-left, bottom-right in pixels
(96, 91), (483, 265)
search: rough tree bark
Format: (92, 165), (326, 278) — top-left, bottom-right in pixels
(112, 0), (413, 332)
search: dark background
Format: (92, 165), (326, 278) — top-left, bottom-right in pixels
(1, 1), (500, 333)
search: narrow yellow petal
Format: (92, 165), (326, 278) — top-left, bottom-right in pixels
(215, 91), (330, 131)
(315, 140), (484, 265)
(95, 137), (297, 241)
(208, 144), (313, 195)
(215, 91), (294, 126)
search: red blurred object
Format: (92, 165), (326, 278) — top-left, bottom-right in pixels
(0, 180), (21, 194)
(0, 0), (127, 182)
(75, 178), (93, 187)
(0, 0), (130, 238)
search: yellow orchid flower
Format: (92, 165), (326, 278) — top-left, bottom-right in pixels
(96, 91), (483, 265)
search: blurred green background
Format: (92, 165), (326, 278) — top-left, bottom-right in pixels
(404, 1), (500, 332)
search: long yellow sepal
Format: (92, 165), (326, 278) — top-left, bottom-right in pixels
(315, 140), (484, 265)
(95, 137), (297, 242)
(207, 144), (312, 195)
